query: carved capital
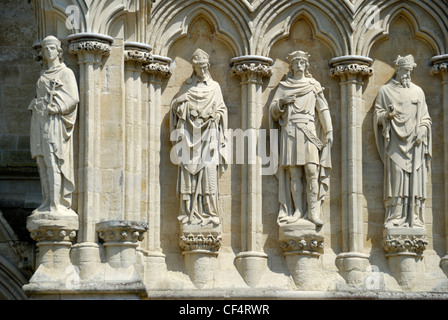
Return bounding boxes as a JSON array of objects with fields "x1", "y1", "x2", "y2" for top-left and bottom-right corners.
[
  {"x1": 230, "y1": 55, "x2": 273, "y2": 80},
  {"x1": 330, "y1": 64, "x2": 373, "y2": 78},
  {"x1": 143, "y1": 54, "x2": 173, "y2": 77},
  {"x1": 30, "y1": 228, "x2": 77, "y2": 243},
  {"x1": 430, "y1": 54, "x2": 448, "y2": 78},
  {"x1": 67, "y1": 33, "x2": 113, "y2": 60},
  {"x1": 231, "y1": 62, "x2": 273, "y2": 78},
  {"x1": 69, "y1": 40, "x2": 111, "y2": 56},
  {"x1": 329, "y1": 55, "x2": 373, "y2": 80},
  {"x1": 124, "y1": 41, "x2": 153, "y2": 64},
  {"x1": 179, "y1": 232, "x2": 222, "y2": 252},
  {"x1": 279, "y1": 233, "x2": 324, "y2": 254},
  {"x1": 96, "y1": 220, "x2": 148, "y2": 243},
  {"x1": 26, "y1": 211, "x2": 79, "y2": 243},
  {"x1": 144, "y1": 62, "x2": 173, "y2": 77},
  {"x1": 125, "y1": 50, "x2": 152, "y2": 63}
]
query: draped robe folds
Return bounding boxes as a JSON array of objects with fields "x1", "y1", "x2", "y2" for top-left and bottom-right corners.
[
  {"x1": 269, "y1": 77, "x2": 332, "y2": 222},
  {"x1": 170, "y1": 75, "x2": 228, "y2": 226},
  {"x1": 373, "y1": 79, "x2": 432, "y2": 228},
  {"x1": 29, "y1": 63, "x2": 79, "y2": 208}
]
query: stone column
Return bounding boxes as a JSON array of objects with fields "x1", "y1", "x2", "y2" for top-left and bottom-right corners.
[
  {"x1": 141, "y1": 55, "x2": 172, "y2": 287},
  {"x1": 96, "y1": 220, "x2": 148, "y2": 286},
  {"x1": 230, "y1": 55, "x2": 273, "y2": 287},
  {"x1": 431, "y1": 54, "x2": 448, "y2": 275},
  {"x1": 67, "y1": 33, "x2": 113, "y2": 281},
  {"x1": 124, "y1": 42, "x2": 153, "y2": 223},
  {"x1": 330, "y1": 56, "x2": 373, "y2": 286}
]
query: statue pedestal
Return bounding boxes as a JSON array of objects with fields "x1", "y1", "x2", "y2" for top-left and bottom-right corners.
[
  {"x1": 279, "y1": 220, "x2": 324, "y2": 289},
  {"x1": 383, "y1": 227, "x2": 428, "y2": 290},
  {"x1": 96, "y1": 220, "x2": 148, "y2": 284},
  {"x1": 23, "y1": 210, "x2": 79, "y2": 293},
  {"x1": 441, "y1": 256, "x2": 448, "y2": 276},
  {"x1": 235, "y1": 251, "x2": 267, "y2": 288},
  {"x1": 179, "y1": 223, "x2": 222, "y2": 289},
  {"x1": 336, "y1": 252, "x2": 370, "y2": 287}
]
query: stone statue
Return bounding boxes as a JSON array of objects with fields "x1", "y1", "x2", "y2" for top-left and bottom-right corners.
[
  {"x1": 374, "y1": 54, "x2": 432, "y2": 229},
  {"x1": 270, "y1": 51, "x2": 333, "y2": 227},
  {"x1": 170, "y1": 48, "x2": 228, "y2": 226},
  {"x1": 28, "y1": 35, "x2": 79, "y2": 215}
]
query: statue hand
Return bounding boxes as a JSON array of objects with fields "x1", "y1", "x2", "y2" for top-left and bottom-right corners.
[
  {"x1": 211, "y1": 113, "x2": 220, "y2": 122},
  {"x1": 47, "y1": 105, "x2": 60, "y2": 115},
  {"x1": 280, "y1": 96, "x2": 296, "y2": 106},
  {"x1": 386, "y1": 104, "x2": 397, "y2": 119},
  {"x1": 326, "y1": 131, "x2": 333, "y2": 147},
  {"x1": 414, "y1": 126, "x2": 427, "y2": 146}
]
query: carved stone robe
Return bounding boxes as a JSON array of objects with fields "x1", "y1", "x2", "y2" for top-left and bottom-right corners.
[
  {"x1": 270, "y1": 77, "x2": 332, "y2": 220},
  {"x1": 374, "y1": 79, "x2": 432, "y2": 228},
  {"x1": 29, "y1": 63, "x2": 79, "y2": 207},
  {"x1": 170, "y1": 75, "x2": 228, "y2": 226}
]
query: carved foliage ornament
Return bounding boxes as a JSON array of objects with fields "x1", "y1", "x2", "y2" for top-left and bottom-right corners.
[
  {"x1": 69, "y1": 40, "x2": 112, "y2": 56},
  {"x1": 179, "y1": 233, "x2": 222, "y2": 252},
  {"x1": 431, "y1": 62, "x2": 448, "y2": 75},
  {"x1": 383, "y1": 234, "x2": 429, "y2": 254},
  {"x1": 230, "y1": 62, "x2": 273, "y2": 78},
  {"x1": 124, "y1": 50, "x2": 153, "y2": 63},
  {"x1": 143, "y1": 62, "x2": 173, "y2": 77},
  {"x1": 330, "y1": 64, "x2": 373, "y2": 77}
]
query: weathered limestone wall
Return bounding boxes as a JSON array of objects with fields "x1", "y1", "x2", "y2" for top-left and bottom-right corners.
[
  {"x1": 0, "y1": 0, "x2": 41, "y2": 210},
  {"x1": 1, "y1": 0, "x2": 448, "y2": 299}
]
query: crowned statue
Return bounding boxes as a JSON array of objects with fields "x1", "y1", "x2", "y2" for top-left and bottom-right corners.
[{"x1": 270, "y1": 50, "x2": 333, "y2": 227}]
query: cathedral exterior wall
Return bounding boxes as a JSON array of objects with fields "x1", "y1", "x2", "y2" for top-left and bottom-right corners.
[{"x1": 1, "y1": 0, "x2": 448, "y2": 299}]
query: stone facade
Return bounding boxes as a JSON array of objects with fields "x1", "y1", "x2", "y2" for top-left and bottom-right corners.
[{"x1": 1, "y1": 0, "x2": 448, "y2": 299}]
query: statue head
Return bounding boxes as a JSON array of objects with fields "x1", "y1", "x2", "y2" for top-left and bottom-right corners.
[
  {"x1": 394, "y1": 54, "x2": 416, "y2": 88},
  {"x1": 287, "y1": 50, "x2": 312, "y2": 78},
  {"x1": 41, "y1": 35, "x2": 63, "y2": 63},
  {"x1": 191, "y1": 48, "x2": 210, "y2": 80}
]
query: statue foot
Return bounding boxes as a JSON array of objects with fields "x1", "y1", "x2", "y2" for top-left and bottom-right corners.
[
  {"x1": 210, "y1": 217, "x2": 220, "y2": 225},
  {"x1": 307, "y1": 212, "x2": 323, "y2": 227},
  {"x1": 35, "y1": 201, "x2": 50, "y2": 213}
]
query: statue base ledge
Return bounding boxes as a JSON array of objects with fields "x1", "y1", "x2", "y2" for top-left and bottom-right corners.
[
  {"x1": 180, "y1": 222, "x2": 222, "y2": 235},
  {"x1": 384, "y1": 227, "x2": 427, "y2": 237},
  {"x1": 24, "y1": 280, "x2": 147, "y2": 299},
  {"x1": 279, "y1": 220, "x2": 324, "y2": 253},
  {"x1": 27, "y1": 208, "x2": 79, "y2": 231}
]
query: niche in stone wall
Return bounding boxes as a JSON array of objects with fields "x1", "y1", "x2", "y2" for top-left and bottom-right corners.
[
  {"x1": 363, "y1": 11, "x2": 444, "y2": 262},
  {"x1": 265, "y1": 16, "x2": 341, "y2": 254},
  {"x1": 159, "y1": 13, "x2": 242, "y2": 272}
]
